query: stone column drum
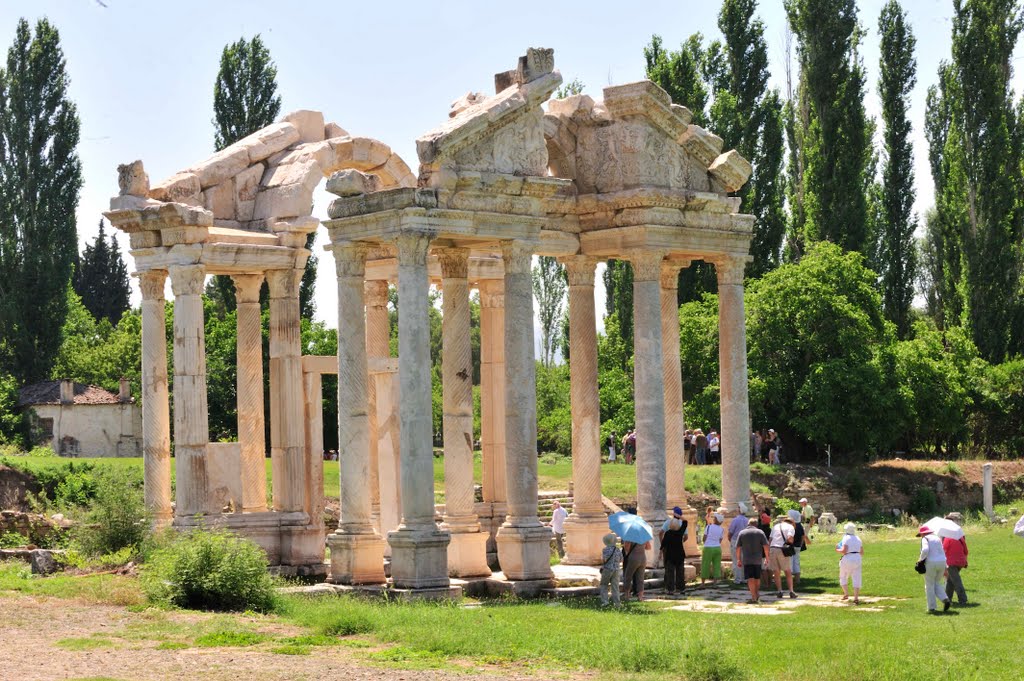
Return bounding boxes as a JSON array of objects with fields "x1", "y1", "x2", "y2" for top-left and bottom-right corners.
[
  {"x1": 661, "y1": 264, "x2": 699, "y2": 557},
  {"x1": 478, "y1": 279, "x2": 507, "y2": 563},
  {"x1": 495, "y1": 240, "x2": 553, "y2": 582},
  {"x1": 388, "y1": 232, "x2": 451, "y2": 590},
  {"x1": 327, "y1": 245, "x2": 386, "y2": 584},
  {"x1": 234, "y1": 274, "x2": 267, "y2": 513},
  {"x1": 139, "y1": 270, "x2": 172, "y2": 525},
  {"x1": 365, "y1": 280, "x2": 390, "y2": 534},
  {"x1": 439, "y1": 249, "x2": 490, "y2": 577},
  {"x1": 561, "y1": 256, "x2": 607, "y2": 565},
  {"x1": 169, "y1": 264, "x2": 214, "y2": 518},
  {"x1": 716, "y1": 256, "x2": 752, "y2": 513},
  {"x1": 631, "y1": 253, "x2": 669, "y2": 564}
]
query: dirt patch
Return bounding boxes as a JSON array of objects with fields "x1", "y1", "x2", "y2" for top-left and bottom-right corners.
[{"x1": 0, "y1": 594, "x2": 580, "y2": 681}]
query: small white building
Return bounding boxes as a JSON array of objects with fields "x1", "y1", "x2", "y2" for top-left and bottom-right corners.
[{"x1": 18, "y1": 379, "x2": 142, "y2": 457}]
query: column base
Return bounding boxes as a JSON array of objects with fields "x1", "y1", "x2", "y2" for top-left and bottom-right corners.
[
  {"x1": 562, "y1": 514, "x2": 609, "y2": 566},
  {"x1": 640, "y1": 510, "x2": 668, "y2": 568},
  {"x1": 327, "y1": 531, "x2": 387, "y2": 585},
  {"x1": 682, "y1": 506, "x2": 700, "y2": 558},
  {"x1": 445, "y1": 529, "x2": 491, "y2": 578},
  {"x1": 280, "y1": 520, "x2": 325, "y2": 567},
  {"x1": 388, "y1": 526, "x2": 451, "y2": 589},
  {"x1": 495, "y1": 523, "x2": 553, "y2": 581}
]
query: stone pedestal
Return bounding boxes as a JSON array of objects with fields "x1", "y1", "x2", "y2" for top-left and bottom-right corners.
[
  {"x1": 495, "y1": 241, "x2": 552, "y2": 582},
  {"x1": 715, "y1": 256, "x2": 752, "y2": 513},
  {"x1": 328, "y1": 533, "x2": 386, "y2": 585},
  {"x1": 139, "y1": 270, "x2": 172, "y2": 526}
]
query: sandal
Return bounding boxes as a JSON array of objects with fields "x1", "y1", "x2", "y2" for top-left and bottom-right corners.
[{"x1": 841, "y1": 595, "x2": 849, "y2": 601}]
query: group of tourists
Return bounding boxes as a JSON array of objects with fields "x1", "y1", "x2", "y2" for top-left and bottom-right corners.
[
  {"x1": 751, "y1": 428, "x2": 782, "y2": 464},
  {"x1": 683, "y1": 428, "x2": 720, "y2": 465},
  {"x1": 605, "y1": 431, "x2": 636, "y2": 464},
  {"x1": 916, "y1": 514, "x2": 970, "y2": 613}
]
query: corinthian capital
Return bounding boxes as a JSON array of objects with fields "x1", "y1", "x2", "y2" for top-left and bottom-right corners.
[
  {"x1": 711, "y1": 255, "x2": 748, "y2": 286},
  {"x1": 436, "y1": 248, "x2": 469, "y2": 279},
  {"x1": 333, "y1": 243, "x2": 370, "y2": 279},
  {"x1": 559, "y1": 255, "x2": 599, "y2": 288},
  {"x1": 169, "y1": 264, "x2": 205, "y2": 297},
  {"x1": 138, "y1": 270, "x2": 167, "y2": 301},
  {"x1": 233, "y1": 274, "x2": 264, "y2": 304},
  {"x1": 629, "y1": 251, "x2": 666, "y2": 282},
  {"x1": 501, "y1": 240, "x2": 533, "y2": 275}
]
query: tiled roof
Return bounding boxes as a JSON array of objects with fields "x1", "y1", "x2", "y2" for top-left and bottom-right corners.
[{"x1": 17, "y1": 381, "x2": 122, "y2": 407}]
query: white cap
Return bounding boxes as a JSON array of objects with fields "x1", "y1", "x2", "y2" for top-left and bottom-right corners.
[
  {"x1": 737, "y1": 502, "x2": 748, "y2": 515},
  {"x1": 799, "y1": 498, "x2": 808, "y2": 503}
]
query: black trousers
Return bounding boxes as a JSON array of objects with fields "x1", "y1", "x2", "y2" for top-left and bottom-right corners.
[{"x1": 664, "y1": 558, "x2": 686, "y2": 593}]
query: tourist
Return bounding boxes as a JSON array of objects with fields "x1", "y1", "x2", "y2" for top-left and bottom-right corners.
[
  {"x1": 799, "y1": 497, "x2": 816, "y2": 529},
  {"x1": 774, "y1": 432, "x2": 784, "y2": 464},
  {"x1": 621, "y1": 537, "x2": 650, "y2": 601},
  {"x1": 659, "y1": 506, "x2": 689, "y2": 596},
  {"x1": 917, "y1": 525, "x2": 952, "y2": 613},
  {"x1": 751, "y1": 430, "x2": 762, "y2": 463},
  {"x1": 548, "y1": 500, "x2": 568, "y2": 559},
  {"x1": 708, "y1": 430, "x2": 720, "y2": 465},
  {"x1": 623, "y1": 430, "x2": 636, "y2": 465},
  {"x1": 694, "y1": 429, "x2": 708, "y2": 465},
  {"x1": 787, "y1": 509, "x2": 810, "y2": 586},
  {"x1": 598, "y1": 533, "x2": 623, "y2": 606},
  {"x1": 942, "y1": 514, "x2": 969, "y2": 606},
  {"x1": 765, "y1": 429, "x2": 779, "y2": 464},
  {"x1": 701, "y1": 512, "x2": 724, "y2": 585},
  {"x1": 683, "y1": 429, "x2": 693, "y2": 466},
  {"x1": 757, "y1": 503, "x2": 773, "y2": 538},
  {"x1": 607, "y1": 432, "x2": 617, "y2": 464},
  {"x1": 735, "y1": 517, "x2": 770, "y2": 603},
  {"x1": 835, "y1": 522, "x2": 863, "y2": 604},
  {"x1": 1015, "y1": 513, "x2": 1024, "y2": 538},
  {"x1": 688, "y1": 430, "x2": 698, "y2": 465},
  {"x1": 769, "y1": 514, "x2": 798, "y2": 599},
  {"x1": 728, "y1": 503, "x2": 750, "y2": 587}
]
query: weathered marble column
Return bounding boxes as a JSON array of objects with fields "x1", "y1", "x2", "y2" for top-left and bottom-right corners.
[
  {"x1": 169, "y1": 264, "x2": 213, "y2": 518},
  {"x1": 478, "y1": 278, "x2": 507, "y2": 564},
  {"x1": 234, "y1": 274, "x2": 267, "y2": 513},
  {"x1": 560, "y1": 256, "x2": 606, "y2": 565},
  {"x1": 983, "y1": 463, "x2": 994, "y2": 518},
  {"x1": 495, "y1": 240, "x2": 552, "y2": 582},
  {"x1": 438, "y1": 249, "x2": 490, "y2": 577},
  {"x1": 661, "y1": 262, "x2": 699, "y2": 556},
  {"x1": 267, "y1": 269, "x2": 305, "y2": 514},
  {"x1": 139, "y1": 270, "x2": 171, "y2": 525},
  {"x1": 716, "y1": 255, "x2": 752, "y2": 513},
  {"x1": 365, "y1": 280, "x2": 390, "y2": 533},
  {"x1": 631, "y1": 252, "x2": 669, "y2": 563},
  {"x1": 389, "y1": 232, "x2": 451, "y2": 590},
  {"x1": 327, "y1": 244, "x2": 386, "y2": 584}
]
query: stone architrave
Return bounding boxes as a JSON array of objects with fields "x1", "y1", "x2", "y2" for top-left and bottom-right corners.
[
  {"x1": 438, "y1": 248, "x2": 490, "y2": 577},
  {"x1": 631, "y1": 252, "x2": 669, "y2": 565},
  {"x1": 169, "y1": 264, "x2": 214, "y2": 517},
  {"x1": 478, "y1": 278, "x2": 507, "y2": 560},
  {"x1": 327, "y1": 244, "x2": 386, "y2": 585},
  {"x1": 139, "y1": 270, "x2": 171, "y2": 525},
  {"x1": 715, "y1": 255, "x2": 752, "y2": 513},
  {"x1": 495, "y1": 240, "x2": 553, "y2": 582},
  {"x1": 560, "y1": 256, "x2": 606, "y2": 565},
  {"x1": 365, "y1": 280, "x2": 390, "y2": 533},
  {"x1": 234, "y1": 274, "x2": 267, "y2": 513},
  {"x1": 388, "y1": 232, "x2": 451, "y2": 590}
]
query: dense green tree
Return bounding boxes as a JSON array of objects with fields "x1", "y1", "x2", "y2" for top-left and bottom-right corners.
[
  {"x1": 0, "y1": 369, "x2": 23, "y2": 446},
  {"x1": 644, "y1": 34, "x2": 709, "y2": 126},
  {"x1": 596, "y1": 313, "x2": 634, "y2": 439},
  {"x1": 213, "y1": 35, "x2": 282, "y2": 152},
  {"x1": 602, "y1": 260, "x2": 633, "y2": 361},
  {"x1": 877, "y1": 1, "x2": 918, "y2": 339},
  {"x1": 785, "y1": 0, "x2": 871, "y2": 255},
  {"x1": 52, "y1": 288, "x2": 141, "y2": 395},
  {"x1": 0, "y1": 18, "x2": 82, "y2": 384},
  {"x1": 73, "y1": 220, "x2": 131, "y2": 326},
  {"x1": 532, "y1": 256, "x2": 566, "y2": 367}
]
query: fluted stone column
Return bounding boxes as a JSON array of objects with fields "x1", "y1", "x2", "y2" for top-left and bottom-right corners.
[
  {"x1": 561, "y1": 256, "x2": 606, "y2": 565},
  {"x1": 631, "y1": 252, "x2": 668, "y2": 564},
  {"x1": 169, "y1": 264, "x2": 213, "y2": 518},
  {"x1": 328, "y1": 245, "x2": 386, "y2": 585},
  {"x1": 267, "y1": 269, "x2": 305, "y2": 514},
  {"x1": 661, "y1": 263, "x2": 699, "y2": 557},
  {"x1": 389, "y1": 232, "x2": 450, "y2": 590},
  {"x1": 365, "y1": 280, "x2": 390, "y2": 534},
  {"x1": 716, "y1": 255, "x2": 752, "y2": 513},
  {"x1": 478, "y1": 279, "x2": 506, "y2": 564},
  {"x1": 495, "y1": 240, "x2": 552, "y2": 582},
  {"x1": 438, "y1": 249, "x2": 490, "y2": 577},
  {"x1": 139, "y1": 270, "x2": 171, "y2": 526},
  {"x1": 234, "y1": 274, "x2": 267, "y2": 513}
]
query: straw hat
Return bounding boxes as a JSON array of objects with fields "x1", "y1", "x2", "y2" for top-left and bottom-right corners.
[{"x1": 843, "y1": 523, "x2": 857, "y2": 535}]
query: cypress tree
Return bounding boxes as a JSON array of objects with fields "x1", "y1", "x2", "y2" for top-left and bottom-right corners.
[
  {"x1": 602, "y1": 260, "x2": 634, "y2": 364},
  {"x1": 877, "y1": 1, "x2": 918, "y2": 339},
  {"x1": 74, "y1": 219, "x2": 131, "y2": 325},
  {"x1": 0, "y1": 18, "x2": 82, "y2": 383}
]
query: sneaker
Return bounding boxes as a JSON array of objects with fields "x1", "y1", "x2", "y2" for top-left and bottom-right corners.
[
  {"x1": 789, "y1": 591, "x2": 798, "y2": 599},
  {"x1": 777, "y1": 591, "x2": 784, "y2": 599},
  {"x1": 943, "y1": 599, "x2": 951, "y2": 612}
]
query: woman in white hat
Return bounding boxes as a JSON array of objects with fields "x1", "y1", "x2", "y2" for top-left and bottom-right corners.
[{"x1": 835, "y1": 523, "x2": 863, "y2": 604}]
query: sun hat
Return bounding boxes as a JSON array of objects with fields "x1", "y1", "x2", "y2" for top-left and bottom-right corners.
[
  {"x1": 737, "y1": 502, "x2": 748, "y2": 515},
  {"x1": 603, "y1": 533, "x2": 617, "y2": 547},
  {"x1": 917, "y1": 525, "x2": 933, "y2": 537},
  {"x1": 672, "y1": 506, "x2": 683, "y2": 517},
  {"x1": 787, "y1": 509, "x2": 802, "y2": 523},
  {"x1": 799, "y1": 498, "x2": 808, "y2": 504},
  {"x1": 778, "y1": 514, "x2": 794, "y2": 523},
  {"x1": 843, "y1": 523, "x2": 857, "y2": 535}
]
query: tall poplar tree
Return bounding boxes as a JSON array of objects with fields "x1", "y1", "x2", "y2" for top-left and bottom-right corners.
[
  {"x1": 877, "y1": 0, "x2": 918, "y2": 339},
  {"x1": 532, "y1": 257, "x2": 566, "y2": 367},
  {"x1": 74, "y1": 219, "x2": 131, "y2": 325},
  {"x1": 785, "y1": 0, "x2": 871, "y2": 255},
  {"x1": 0, "y1": 18, "x2": 82, "y2": 383}
]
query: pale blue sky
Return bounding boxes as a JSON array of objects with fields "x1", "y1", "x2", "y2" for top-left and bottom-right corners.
[{"x1": 0, "y1": 0, "x2": 1016, "y2": 329}]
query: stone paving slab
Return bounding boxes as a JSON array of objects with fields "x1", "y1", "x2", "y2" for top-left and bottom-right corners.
[{"x1": 651, "y1": 583, "x2": 893, "y2": 615}]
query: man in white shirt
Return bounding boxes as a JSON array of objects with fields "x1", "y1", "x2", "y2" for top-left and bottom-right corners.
[
  {"x1": 768, "y1": 515, "x2": 797, "y2": 599},
  {"x1": 548, "y1": 500, "x2": 569, "y2": 559},
  {"x1": 709, "y1": 431, "x2": 721, "y2": 465}
]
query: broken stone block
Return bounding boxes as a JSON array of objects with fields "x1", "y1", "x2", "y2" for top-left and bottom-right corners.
[
  {"x1": 281, "y1": 110, "x2": 326, "y2": 144},
  {"x1": 29, "y1": 549, "x2": 61, "y2": 575},
  {"x1": 325, "y1": 169, "x2": 381, "y2": 197},
  {"x1": 262, "y1": 159, "x2": 322, "y2": 191},
  {"x1": 240, "y1": 122, "x2": 301, "y2": 163},
  {"x1": 450, "y1": 92, "x2": 486, "y2": 118},
  {"x1": 191, "y1": 145, "x2": 250, "y2": 189},
  {"x1": 203, "y1": 180, "x2": 236, "y2": 221},
  {"x1": 324, "y1": 122, "x2": 349, "y2": 139},
  {"x1": 518, "y1": 48, "x2": 554, "y2": 83},
  {"x1": 117, "y1": 160, "x2": 149, "y2": 196},
  {"x1": 708, "y1": 149, "x2": 753, "y2": 193},
  {"x1": 252, "y1": 183, "x2": 314, "y2": 221},
  {"x1": 149, "y1": 172, "x2": 201, "y2": 203},
  {"x1": 234, "y1": 164, "x2": 263, "y2": 203}
]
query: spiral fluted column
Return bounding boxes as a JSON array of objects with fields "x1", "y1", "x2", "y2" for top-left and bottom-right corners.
[
  {"x1": 234, "y1": 274, "x2": 267, "y2": 513},
  {"x1": 715, "y1": 255, "x2": 752, "y2": 514}
]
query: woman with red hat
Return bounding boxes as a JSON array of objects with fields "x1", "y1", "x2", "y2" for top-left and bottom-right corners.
[{"x1": 917, "y1": 525, "x2": 952, "y2": 613}]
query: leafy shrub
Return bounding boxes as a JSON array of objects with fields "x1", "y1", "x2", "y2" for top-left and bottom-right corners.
[
  {"x1": 142, "y1": 529, "x2": 277, "y2": 612},
  {"x1": 75, "y1": 466, "x2": 146, "y2": 557},
  {"x1": 0, "y1": 531, "x2": 26, "y2": 548},
  {"x1": 55, "y1": 471, "x2": 97, "y2": 508},
  {"x1": 941, "y1": 461, "x2": 963, "y2": 477},
  {"x1": 773, "y1": 497, "x2": 801, "y2": 517},
  {"x1": 908, "y1": 487, "x2": 939, "y2": 517},
  {"x1": 845, "y1": 473, "x2": 867, "y2": 503}
]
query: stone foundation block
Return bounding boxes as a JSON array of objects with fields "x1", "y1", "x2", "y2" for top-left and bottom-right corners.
[
  {"x1": 327, "y1": 531, "x2": 387, "y2": 585},
  {"x1": 446, "y1": 529, "x2": 491, "y2": 578},
  {"x1": 495, "y1": 523, "x2": 553, "y2": 581},
  {"x1": 562, "y1": 515, "x2": 609, "y2": 566},
  {"x1": 388, "y1": 526, "x2": 451, "y2": 589}
]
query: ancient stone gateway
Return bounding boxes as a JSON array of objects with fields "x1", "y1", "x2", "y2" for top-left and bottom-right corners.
[{"x1": 106, "y1": 48, "x2": 754, "y2": 595}]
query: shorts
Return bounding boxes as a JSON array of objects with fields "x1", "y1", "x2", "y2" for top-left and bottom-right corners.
[
  {"x1": 743, "y1": 564, "x2": 763, "y2": 580},
  {"x1": 768, "y1": 547, "x2": 790, "y2": 573}
]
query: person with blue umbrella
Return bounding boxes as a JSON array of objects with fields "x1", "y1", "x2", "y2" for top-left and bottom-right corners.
[{"x1": 609, "y1": 512, "x2": 653, "y2": 601}]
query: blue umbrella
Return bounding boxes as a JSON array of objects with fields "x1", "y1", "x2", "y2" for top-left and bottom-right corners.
[{"x1": 608, "y1": 511, "x2": 654, "y2": 544}]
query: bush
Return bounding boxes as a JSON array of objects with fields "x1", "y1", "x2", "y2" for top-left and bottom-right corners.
[
  {"x1": 142, "y1": 529, "x2": 277, "y2": 612},
  {"x1": 845, "y1": 472, "x2": 867, "y2": 503},
  {"x1": 908, "y1": 487, "x2": 938, "y2": 517},
  {"x1": 773, "y1": 497, "x2": 801, "y2": 517},
  {"x1": 75, "y1": 466, "x2": 147, "y2": 557}
]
